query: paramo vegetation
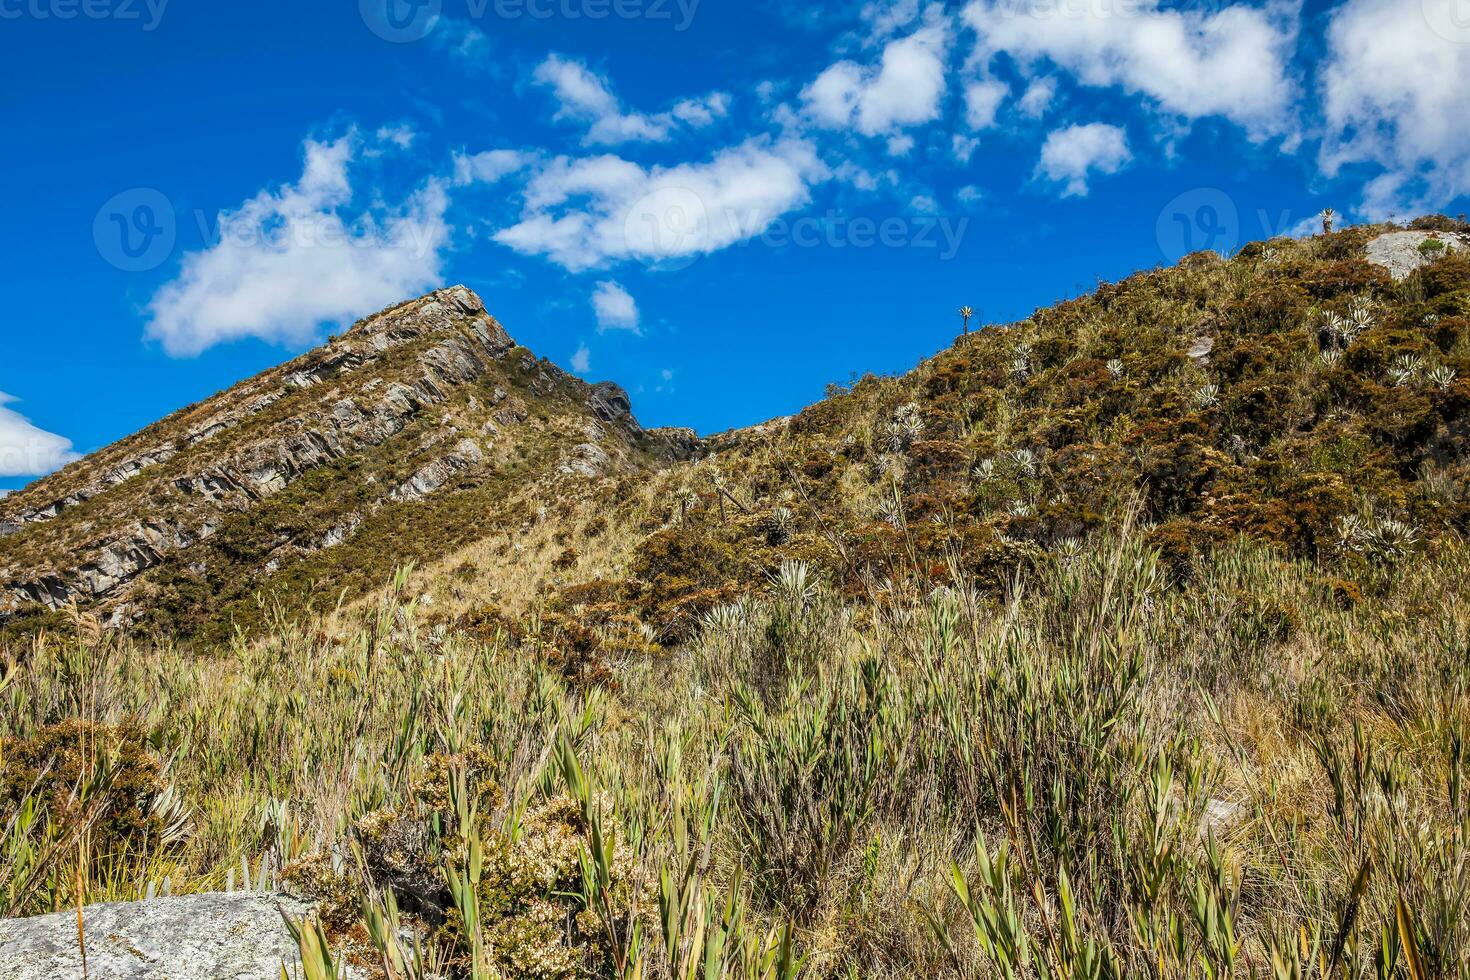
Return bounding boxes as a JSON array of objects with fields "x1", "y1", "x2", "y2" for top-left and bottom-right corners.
[{"x1": 3, "y1": 219, "x2": 1470, "y2": 977}]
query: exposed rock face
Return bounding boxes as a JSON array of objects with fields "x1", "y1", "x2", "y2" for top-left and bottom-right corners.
[
  {"x1": 391, "y1": 438, "x2": 486, "y2": 501},
  {"x1": 561, "y1": 442, "x2": 613, "y2": 478},
  {"x1": 0, "y1": 285, "x2": 697, "y2": 632},
  {"x1": 586, "y1": 381, "x2": 634, "y2": 424},
  {"x1": 1365, "y1": 230, "x2": 1468, "y2": 280},
  {"x1": 0, "y1": 893, "x2": 325, "y2": 980}
]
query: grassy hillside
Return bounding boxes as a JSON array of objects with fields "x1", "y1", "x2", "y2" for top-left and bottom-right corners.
[
  {"x1": 3, "y1": 221, "x2": 1470, "y2": 978},
  {"x1": 0, "y1": 286, "x2": 691, "y2": 646}
]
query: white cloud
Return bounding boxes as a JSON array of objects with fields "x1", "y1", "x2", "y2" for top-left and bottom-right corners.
[
  {"x1": 1035, "y1": 123, "x2": 1132, "y2": 197},
  {"x1": 909, "y1": 194, "x2": 941, "y2": 214},
  {"x1": 672, "y1": 93, "x2": 732, "y2": 127},
  {"x1": 453, "y1": 149, "x2": 533, "y2": 186},
  {"x1": 494, "y1": 137, "x2": 827, "y2": 272},
  {"x1": 146, "y1": 134, "x2": 450, "y2": 357},
  {"x1": 952, "y1": 135, "x2": 980, "y2": 163},
  {"x1": 961, "y1": 0, "x2": 1298, "y2": 138},
  {"x1": 534, "y1": 55, "x2": 729, "y2": 146},
  {"x1": 1018, "y1": 76, "x2": 1057, "y2": 118},
  {"x1": 964, "y1": 79, "x2": 1008, "y2": 130},
  {"x1": 957, "y1": 185, "x2": 984, "y2": 205},
  {"x1": 570, "y1": 343, "x2": 592, "y2": 375},
  {"x1": 861, "y1": 0, "x2": 924, "y2": 39},
  {"x1": 592, "y1": 280, "x2": 641, "y2": 333},
  {"x1": 802, "y1": 21, "x2": 951, "y2": 140},
  {"x1": 0, "y1": 393, "x2": 80, "y2": 478},
  {"x1": 1320, "y1": 0, "x2": 1470, "y2": 216},
  {"x1": 430, "y1": 16, "x2": 491, "y2": 63},
  {"x1": 375, "y1": 124, "x2": 417, "y2": 150}
]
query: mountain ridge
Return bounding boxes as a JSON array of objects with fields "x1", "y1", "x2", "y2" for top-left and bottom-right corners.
[
  {"x1": 0, "y1": 285, "x2": 694, "y2": 637},
  {"x1": 6, "y1": 218, "x2": 1470, "y2": 645}
]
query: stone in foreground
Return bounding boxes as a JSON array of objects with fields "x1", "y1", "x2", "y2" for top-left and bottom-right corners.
[{"x1": 0, "y1": 893, "x2": 311, "y2": 979}]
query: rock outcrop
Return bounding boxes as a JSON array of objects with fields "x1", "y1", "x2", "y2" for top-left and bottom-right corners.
[
  {"x1": 0, "y1": 286, "x2": 697, "y2": 634},
  {"x1": 1365, "y1": 230, "x2": 1468, "y2": 280},
  {"x1": 0, "y1": 893, "x2": 328, "y2": 980}
]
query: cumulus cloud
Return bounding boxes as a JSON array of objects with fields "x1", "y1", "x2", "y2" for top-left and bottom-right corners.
[
  {"x1": 861, "y1": 0, "x2": 925, "y2": 39},
  {"x1": 570, "y1": 343, "x2": 592, "y2": 375},
  {"x1": 1320, "y1": 0, "x2": 1470, "y2": 216},
  {"x1": 375, "y1": 124, "x2": 417, "y2": 150},
  {"x1": 801, "y1": 21, "x2": 951, "y2": 140},
  {"x1": 1018, "y1": 76, "x2": 1058, "y2": 118},
  {"x1": 493, "y1": 137, "x2": 827, "y2": 271},
  {"x1": 430, "y1": 16, "x2": 491, "y2": 64},
  {"x1": 964, "y1": 79, "x2": 1008, "y2": 130},
  {"x1": 1035, "y1": 123, "x2": 1132, "y2": 196},
  {"x1": 534, "y1": 55, "x2": 729, "y2": 146},
  {"x1": 961, "y1": 0, "x2": 1298, "y2": 138},
  {"x1": 453, "y1": 149, "x2": 533, "y2": 186},
  {"x1": 0, "y1": 393, "x2": 80, "y2": 478},
  {"x1": 146, "y1": 134, "x2": 450, "y2": 357},
  {"x1": 592, "y1": 280, "x2": 641, "y2": 333}
]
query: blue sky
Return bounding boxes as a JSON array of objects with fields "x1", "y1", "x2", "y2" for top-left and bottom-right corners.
[{"x1": 3, "y1": 0, "x2": 1469, "y2": 489}]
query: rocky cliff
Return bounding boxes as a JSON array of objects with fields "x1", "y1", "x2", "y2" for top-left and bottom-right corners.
[{"x1": 0, "y1": 286, "x2": 695, "y2": 639}]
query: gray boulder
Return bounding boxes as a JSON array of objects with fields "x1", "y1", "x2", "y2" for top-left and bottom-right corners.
[
  {"x1": 1364, "y1": 230, "x2": 1467, "y2": 281},
  {"x1": 0, "y1": 893, "x2": 317, "y2": 979}
]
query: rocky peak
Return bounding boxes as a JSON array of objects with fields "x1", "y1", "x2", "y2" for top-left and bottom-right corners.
[
  {"x1": 586, "y1": 381, "x2": 634, "y2": 424},
  {"x1": 0, "y1": 286, "x2": 693, "y2": 637}
]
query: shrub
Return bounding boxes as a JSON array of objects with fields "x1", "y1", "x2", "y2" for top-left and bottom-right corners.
[{"x1": 0, "y1": 721, "x2": 169, "y2": 860}]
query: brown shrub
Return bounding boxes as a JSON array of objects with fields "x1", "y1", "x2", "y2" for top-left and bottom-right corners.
[{"x1": 0, "y1": 721, "x2": 168, "y2": 858}]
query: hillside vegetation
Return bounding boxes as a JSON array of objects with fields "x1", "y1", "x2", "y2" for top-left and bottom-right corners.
[{"x1": 3, "y1": 220, "x2": 1470, "y2": 978}]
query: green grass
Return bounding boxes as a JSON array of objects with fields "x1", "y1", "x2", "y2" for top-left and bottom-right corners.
[{"x1": 3, "y1": 523, "x2": 1468, "y2": 977}]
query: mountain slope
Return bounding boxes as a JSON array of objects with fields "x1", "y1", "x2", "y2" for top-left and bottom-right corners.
[
  {"x1": 0, "y1": 286, "x2": 694, "y2": 641},
  {"x1": 398, "y1": 220, "x2": 1470, "y2": 646},
  {"x1": 6, "y1": 219, "x2": 1470, "y2": 650}
]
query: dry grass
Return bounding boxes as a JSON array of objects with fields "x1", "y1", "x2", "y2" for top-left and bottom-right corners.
[{"x1": 2, "y1": 521, "x2": 1467, "y2": 978}]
